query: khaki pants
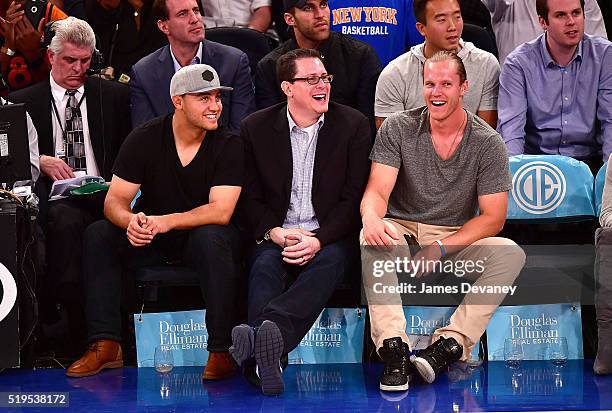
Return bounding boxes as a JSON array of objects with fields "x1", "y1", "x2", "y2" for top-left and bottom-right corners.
[{"x1": 361, "y1": 218, "x2": 525, "y2": 361}]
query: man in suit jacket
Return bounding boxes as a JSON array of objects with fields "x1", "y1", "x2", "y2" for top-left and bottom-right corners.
[
  {"x1": 9, "y1": 17, "x2": 131, "y2": 353},
  {"x1": 231, "y1": 48, "x2": 371, "y2": 396},
  {"x1": 129, "y1": 0, "x2": 255, "y2": 131},
  {"x1": 255, "y1": 0, "x2": 382, "y2": 137}
]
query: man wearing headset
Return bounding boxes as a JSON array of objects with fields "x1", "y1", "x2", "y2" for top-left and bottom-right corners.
[{"x1": 9, "y1": 17, "x2": 131, "y2": 355}]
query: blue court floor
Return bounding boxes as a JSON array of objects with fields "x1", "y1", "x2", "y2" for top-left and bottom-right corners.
[{"x1": 0, "y1": 360, "x2": 611, "y2": 412}]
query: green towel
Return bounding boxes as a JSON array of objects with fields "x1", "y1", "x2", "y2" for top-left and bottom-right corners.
[{"x1": 69, "y1": 178, "x2": 109, "y2": 196}]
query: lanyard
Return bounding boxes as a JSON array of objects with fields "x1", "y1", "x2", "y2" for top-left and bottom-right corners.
[{"x1": 50, "y1": 91, "x2": 86, "y2": 155}]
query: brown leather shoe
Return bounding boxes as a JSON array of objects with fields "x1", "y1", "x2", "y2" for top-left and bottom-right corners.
[
  {"x1": 66, "y1": 339, "x2": 123, "y2": 378},
  {"x1": 202, "y1": 351, "x2": 237, "y2": 380}
]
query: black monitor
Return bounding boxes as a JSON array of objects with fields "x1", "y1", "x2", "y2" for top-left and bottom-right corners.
[{"x1": 0, "y1": 103, "x2": 31, "y2": 189}]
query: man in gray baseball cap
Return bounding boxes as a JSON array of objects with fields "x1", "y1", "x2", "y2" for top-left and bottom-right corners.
[
  {"x1": 68, "y1": 63, "x2": 244, "y2": 381},
  {"x1": 170, "y1": 64, "x2": 234, "y2": 97}
]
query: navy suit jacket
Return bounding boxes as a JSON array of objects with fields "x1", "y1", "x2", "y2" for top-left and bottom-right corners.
[{"x1": 129, "y1": 39, "x2": 256, "y2": 132}]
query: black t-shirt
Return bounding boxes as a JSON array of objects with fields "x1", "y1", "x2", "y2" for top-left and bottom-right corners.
[{"x1": 113, "y1": 114, "x2": 243, "y2": 248}]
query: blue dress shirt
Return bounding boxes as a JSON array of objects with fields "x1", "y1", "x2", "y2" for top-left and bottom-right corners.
[{"x1": 497, "y1": 33, "x2": 612, "y2": 161}]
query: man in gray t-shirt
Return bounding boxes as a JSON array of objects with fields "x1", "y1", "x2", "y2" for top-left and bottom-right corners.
[
  {"x1": 374, "y1": 106, "x2": 510, "y2": 227},
  {"x1": 361, "y1": 51, "x2": 525, "y2": 392}
]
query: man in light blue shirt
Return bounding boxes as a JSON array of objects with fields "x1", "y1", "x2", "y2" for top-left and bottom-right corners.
[
  {"x1": 497, "y1": 0, "x2": 612, "y2": 167},
  {"x1": 481, "y1": 0, "x2": 607, "y2": 64}
]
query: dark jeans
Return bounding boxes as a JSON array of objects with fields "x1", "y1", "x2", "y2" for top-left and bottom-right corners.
[
  {"x1": 83, "y1": 219, "x2": 241, "y2": 352},
  {"x1": 45, "y1": 194, "x2": 106, "y2": 304},
  {"x1": 247, "y1": 236, "x2": 355, "y2": 354}
]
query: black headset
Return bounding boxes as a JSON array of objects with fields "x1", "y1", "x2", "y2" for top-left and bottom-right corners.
[{"x1": 42, "y1": 21, "x2": 105, "y2": 75}]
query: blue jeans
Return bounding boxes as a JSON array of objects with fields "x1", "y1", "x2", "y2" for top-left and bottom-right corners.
[{"x1": 247, "y1": 236, "x2": 356, "y2": 353}]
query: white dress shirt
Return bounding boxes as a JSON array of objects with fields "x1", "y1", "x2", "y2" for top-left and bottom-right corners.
[{"x1": 170, "y1": 42, "x2": 203, "y2": 73}]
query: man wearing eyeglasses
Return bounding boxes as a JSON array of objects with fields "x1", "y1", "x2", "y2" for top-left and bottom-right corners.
[
  {"x1": 255, "y1": 0, "x2": 382, "y2": 137},
  {"x1": 233, "y1": 48, "x2": 371, "y2": 395}
]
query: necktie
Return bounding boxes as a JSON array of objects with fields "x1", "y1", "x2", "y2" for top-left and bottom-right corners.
[{"x1": 64, "y1": 89, "x2": 87, "y2": 172}]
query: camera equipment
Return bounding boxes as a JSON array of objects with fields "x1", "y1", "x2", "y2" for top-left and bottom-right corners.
[
  {"x1": 24, "y1": 0, "x2": 52, "y2": 30},
  {"x1": 0, "y1": 103, "x2": 31, "y2": 190}
]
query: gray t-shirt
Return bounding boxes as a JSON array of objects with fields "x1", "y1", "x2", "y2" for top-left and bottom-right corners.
[
  {"x1": 374, "y1": 40, "x2": 500, "y2": 118},
  {"x1": 371, "y1": 106, "x2": 511, "y2": 226}
]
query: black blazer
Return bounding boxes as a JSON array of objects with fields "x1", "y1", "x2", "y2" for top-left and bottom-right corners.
[
  {"x1": 9, "y1": 76, "x2": 132, "y2": 185},
  {"x1": 239, "y1": 101, "x2": 371, "y2": 246}
]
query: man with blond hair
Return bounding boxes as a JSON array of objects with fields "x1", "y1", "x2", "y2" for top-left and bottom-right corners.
[{"x1": 362, "y1": 51, "x2": 524, "y2": 391}]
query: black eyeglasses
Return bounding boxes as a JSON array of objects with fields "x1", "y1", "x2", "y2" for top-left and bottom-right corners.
[{"x1": 289, "y1": 74, "x2": 334, "y2": 85}]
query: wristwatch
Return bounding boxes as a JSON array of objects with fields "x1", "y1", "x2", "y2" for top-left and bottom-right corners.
[
  {"x1": 0, "y1": 46, "x2": 15, "y2": 56},
  {"x1": 257, "y1": 229, "x2": 272, "y2": 244}
]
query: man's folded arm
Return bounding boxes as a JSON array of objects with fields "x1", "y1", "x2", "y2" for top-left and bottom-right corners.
[
  {"x1": 167, "y1": 185, "x2": 242, "y2": 229},
  {"x1": 104, "y1": 175, "x2": 142, "y2": 229},
  {"x1": 360, "y1": 162, "x2": 399, "y2": 220},
  {"x1": 476, "y1": 54, "x2": 500, "y2": 129}
]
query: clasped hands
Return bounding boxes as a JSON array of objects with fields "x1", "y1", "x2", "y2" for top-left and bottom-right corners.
[
  {"x1": 126, "y1": 212, "x2": 171, "y2": 247},
  {"x1": 269, "y1": 227, "x2": 321, "y2": 266}
]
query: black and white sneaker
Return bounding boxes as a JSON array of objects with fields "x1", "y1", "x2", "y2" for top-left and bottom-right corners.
[
  {"x1": 254, "y1": 320, "x2": 284, "y2": 396},
  {"x1": 229, "y1": 324, "x2": 254, "y2": 366},
  {"x1": 379, "y1": 337, "x2": 413, "y2": 391},
  {"x1": 412, "y1": 337, "x2": 463, "y2": 384}
]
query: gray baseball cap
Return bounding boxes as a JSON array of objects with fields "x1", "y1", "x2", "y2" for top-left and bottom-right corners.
[{"x1": 169, "y1": 64, "x2": 233, "y2": 97}]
